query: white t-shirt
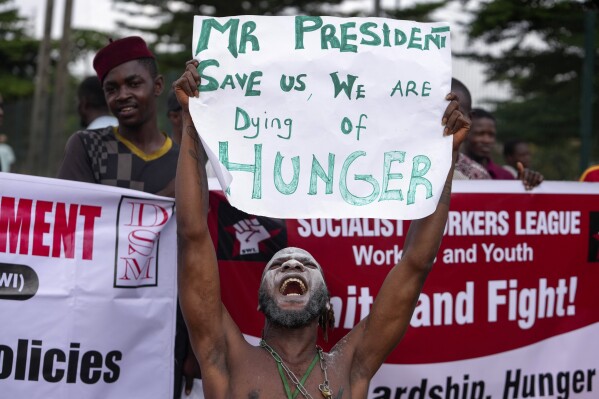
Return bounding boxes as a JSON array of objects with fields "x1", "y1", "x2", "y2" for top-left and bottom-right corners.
[
  {"x1": 87, "y1": 115, "x2": 118, "y2": 129},
  {"x1": 0, "y1": 143, "x2": 15, "y2": 172}
]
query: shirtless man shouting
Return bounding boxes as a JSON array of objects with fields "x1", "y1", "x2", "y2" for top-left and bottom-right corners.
[{"x1": 174, "y1": 60, "x2": 470, "y2": 399}]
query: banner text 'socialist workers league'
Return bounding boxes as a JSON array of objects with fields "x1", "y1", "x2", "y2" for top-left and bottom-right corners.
[{"x1": 209, "y1": 182, "x2": 599, "y2": 399}]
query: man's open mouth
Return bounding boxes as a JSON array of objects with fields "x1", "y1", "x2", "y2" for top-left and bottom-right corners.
[{"x1": 279, "y1": 278, "x2": 307, "y2": 296}]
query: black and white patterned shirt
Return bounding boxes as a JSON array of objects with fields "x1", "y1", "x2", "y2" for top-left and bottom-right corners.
[{"x1": 57, "y1": 126, "x2": 179, "y2": 196}]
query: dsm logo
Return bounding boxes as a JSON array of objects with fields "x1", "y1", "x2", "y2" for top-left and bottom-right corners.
[
  {"x1": 589, "y1": 212, "x2": 599, "y2": 263},
  {"x1": 114, "y1": 196, "x2": 173, "y2": 288}
]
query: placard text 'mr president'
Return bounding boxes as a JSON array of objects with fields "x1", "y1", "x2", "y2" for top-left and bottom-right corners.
[{"x1": 193, "y1": 16, "x2": 450, "y2": 59}]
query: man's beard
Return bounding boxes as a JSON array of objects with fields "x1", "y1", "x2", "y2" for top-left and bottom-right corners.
[{"x1": 258, "y1": 284, "x2": 328, "y2": 328}]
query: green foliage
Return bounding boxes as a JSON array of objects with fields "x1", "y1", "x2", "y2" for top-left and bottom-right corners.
[
  {"x1": 385, "y1": 0, "x2": 450, "y2": 22},
  {"x1": 0, "y1": 0, "x2": 38, "y2": 99},
  {"x1": 457, "y1": 0, "x2": 599, "y2": 179},
  {"x1": 111, "y1": 0, "x2": 352, "y2": 75},
  {"x1": 0, "y1": 1, "x2": 110, "y2": 100},
  {"x1": 71, "y1": 28, "x2": 117, "y2": 59},
  {"x1": 0, "y1": 0, "x2": 26, "y2": 37},
  {"x1": 110, "y1": 0, "x2": 449, "y2": 83}
]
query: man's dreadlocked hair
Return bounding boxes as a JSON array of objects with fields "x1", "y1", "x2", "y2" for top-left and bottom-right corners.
[{"x1": 318, "y1": 301, "x2": 335, "y2": 342}]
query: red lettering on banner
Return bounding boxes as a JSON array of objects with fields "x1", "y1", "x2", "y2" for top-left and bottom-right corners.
[
  {"x1": 125, "y1": 202, "x2": 169, "y2": 227},
  {"x1": 115, "y1": 199, "x2": 172, "y2": 287},
  {"x1": 127, "y1": 230, "x2": 159, "y2": 257},
  {"x1": 0, "y1": 196, "x2": 101, "y2": 260},
  {"x1": 52, "y1": 203, "x2": 79, "y2": 259},
  {"x1": 0, "y1": 197, "x2": 33, "y2": 254},
  {"x1": 119, "y1": 256, "x2": 154, "y2": 280},
  {"x1": 33, "y1": 200, "x2": 53, "y2": 257},
  {"x1": 79, "y1": 205, "x2": 101, "y2": 260}
]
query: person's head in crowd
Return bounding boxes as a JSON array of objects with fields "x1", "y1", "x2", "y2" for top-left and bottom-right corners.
[
  {"x1": 503, "y1": 139, "x2": 532, "y2": 170},
  {"x1": 166, "y1": 88, "x2": 183, "y2": 145},
  {"x1": 93, "y1": 36, "x2": 164, "y2": 132},
  {"x1": 451, "y1": 78, "x2": 472, "y2": 115},
  {"x1": 77, "y1": 76, "x2": 112, "y2": 128},
  {"x1": 464, "y1": 108, "x2": 496, "y2": 164}
]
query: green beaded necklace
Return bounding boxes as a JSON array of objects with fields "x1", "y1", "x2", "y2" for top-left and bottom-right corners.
[{"x1": 260, "y1": 339, "x2": 333, "y2": 399}]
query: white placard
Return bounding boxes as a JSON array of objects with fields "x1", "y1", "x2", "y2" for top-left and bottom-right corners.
[{"x1": 190, "y1": 15, "x2": 452, "y2": 220}]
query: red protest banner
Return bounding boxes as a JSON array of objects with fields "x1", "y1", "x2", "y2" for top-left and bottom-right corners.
[{"x1": 207, "y1": 181, "x2": 599, "y2": 367}]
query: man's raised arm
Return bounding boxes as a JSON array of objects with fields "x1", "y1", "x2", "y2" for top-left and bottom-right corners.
[
  {"x1": 174, "y1": 61, "x2": 236, "y2": 389},
  {"x1": 347, "y1": 93, "x2": 470, "y2": 379}
]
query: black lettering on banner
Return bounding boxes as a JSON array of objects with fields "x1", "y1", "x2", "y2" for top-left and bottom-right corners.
[
  {"x1": 66, "y1": 342, "x2": 80, "y2": 383},
  {"x1": 28, "y1": 340, "x2": 42, "y2": 380},
  {"x1": 0, "y1": 339, "x2": 122, "y2": 384},
  {"x1": 503, "y1": 368, "x2": 597, "y2": 399},
  {"x1": 80, "y1": 350, "x2": 103, "y2": 384},
  {"x1": 43, "y1": 349, "x2": 66, "y2": 382},
  {"x1": 0, "y1": 344, "x2": 13, "y2": 379},
  {"x1": 371, "y1": 375, "x2": 486, "y2": 399},
  {"x1": 104, "y1": 351, "x2": 122, "y2": 383}
]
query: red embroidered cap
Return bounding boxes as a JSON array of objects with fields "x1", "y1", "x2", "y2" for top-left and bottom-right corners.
[{"x1": 93, "y1": 36, "x2": 155, "y2": 83}]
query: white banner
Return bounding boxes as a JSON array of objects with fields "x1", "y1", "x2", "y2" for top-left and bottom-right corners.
[
  {"x1": 0, "y1": 172, "x2": 177, "y2": 398},
  {"x1": 370, "y1": 322, "x2": 599, "y2": 399},
  {"x1": 190, "y1": 15, "x2": 453, "y2": 220},
  {"x1": 6, "y1": 172, "x2": 596, "y2": 398}
]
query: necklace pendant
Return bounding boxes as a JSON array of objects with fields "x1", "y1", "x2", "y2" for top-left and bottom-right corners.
[{"x1": 319, "y1": 384, "x2": 333, "y2": 398}]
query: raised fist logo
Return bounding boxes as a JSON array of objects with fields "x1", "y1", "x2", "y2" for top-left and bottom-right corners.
[
  {"x1": 216, "y1": 194, "x2": 287, "y2": 261},
  {"x1": 233, "y1": 218, "x2": 271, "y2": 255}
]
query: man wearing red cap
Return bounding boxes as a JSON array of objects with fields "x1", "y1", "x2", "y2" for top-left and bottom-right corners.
[
  {"x1": 57, "y1": 37, "x2": 195, "y2": 398},
  {"x1": 58, "y1": 36, "x2": 178, "y2": 195}
]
